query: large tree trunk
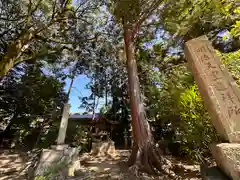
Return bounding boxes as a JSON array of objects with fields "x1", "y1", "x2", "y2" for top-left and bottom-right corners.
[
  {"x1": 0, "y1": 32, "x2": 34, "y2": 76},
  {"x1": 123, "y1": 28, "x2": 163, "y2": 174}
]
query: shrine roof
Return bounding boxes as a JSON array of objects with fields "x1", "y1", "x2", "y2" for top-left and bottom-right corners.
[{"x1": 69, "y1": 113, "x2": 101, "y2": 120}]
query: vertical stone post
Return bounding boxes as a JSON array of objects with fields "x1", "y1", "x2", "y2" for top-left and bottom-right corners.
[
  {"x1": 129, "y1": 124, "x2": 133, "y2": 148},
  {"x1": 57, "y1": 103, "x2": 71, "y2": 145},
  {"x1": 184, "y1": 35, "x2": 240, "y2": 179},
  {"x1": 34, "y1": 104, "x2": 82, "y2": 179},
  {"x1": 123, "y1": 129, "x2": 128, "y2": 149},
  {"x1": 185, "y1": 35, "x2": 240, "y2": 142}
]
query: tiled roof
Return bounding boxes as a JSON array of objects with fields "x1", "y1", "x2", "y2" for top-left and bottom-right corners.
[{"x1": 69, "y1": 113, "x2": 100, "y2": 120}]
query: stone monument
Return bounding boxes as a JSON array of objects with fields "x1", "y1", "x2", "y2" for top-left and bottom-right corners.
[
  {"x1": 34, "y1": 103, "x2": 81, "y2": 178},
  {"x1": 184, "y1": 35, "x2": 240, "y2": 180},
  {"x1": 123, "y1": 128, "x2": 128, "y2": 149},
  {"x1": 57, "y1": 103, "x2": 71, "y2": 145}
]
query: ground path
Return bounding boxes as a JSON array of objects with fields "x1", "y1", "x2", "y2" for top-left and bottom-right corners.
[
  {"x1": 71, "y1": 150, "x2": 201, "y2": 180},
  {"x1": 0, "y1": 149, "x2": 202, "y2": 180},
  {"x1": 0, "y1": 150, "x2": 30, "y2": 180}
]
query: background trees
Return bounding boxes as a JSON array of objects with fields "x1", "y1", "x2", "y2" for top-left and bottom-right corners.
[
  {"x1": 0, "y1": 62, "x2": 67, "y2": 148},
  {"x1": 0, "y1": 0, "x2": 239, "y2": 167},
  {"x1": 0, "y1": 0, "x2": 100, "y2": 148}
]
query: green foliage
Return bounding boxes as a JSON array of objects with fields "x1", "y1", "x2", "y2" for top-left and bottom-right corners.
[
  {"x1": 161, "y1": 0, "x2": 238, "y2": 36},
  {"x1": 71, "y1": 126, "x2": 89, "y2": 152},
  {"x1": 218, "y1": 50, "x2": 240, "y2": 85},
  {"x1": 177, "y1": 85, "x2": 219, "y2": 161},
  {"x1": 109, "y1": 0, "x2": 165, "y2": 25},
  {"x1": 136, "y1": 37, "x2": 222, "y2": 161},
  {"x1": 0, "y1": 0, "x2": 100, "y2": 75},
  {"x1": 110, "y1": 0, "x2": 142, "y2": 23},
  {"x1": 0, "y1": 63, "x2": 67, "y2": 149},
  {"x1": 230, "y1": 7, "x2": 240, "y2": 37}
]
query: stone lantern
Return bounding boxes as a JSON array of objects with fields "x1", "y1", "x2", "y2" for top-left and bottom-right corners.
[{"x1": 123, "y1": 128, "x2": 128, "y2": 149}]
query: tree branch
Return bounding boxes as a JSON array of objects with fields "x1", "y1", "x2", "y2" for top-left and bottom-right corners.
[
  {"x1": 0, "y1": 15, "x2": 27, "y2": 21},
  {"x1": 134, "y1": 0, "x2": 164, "y2": 33},
  {"x1": 14, "y1": 48, "x2": 65, "y2": 67}
]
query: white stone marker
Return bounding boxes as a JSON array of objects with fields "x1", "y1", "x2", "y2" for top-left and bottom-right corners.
[{"x1": 57, "y1": 103, "x2": 71, "y2": 145}]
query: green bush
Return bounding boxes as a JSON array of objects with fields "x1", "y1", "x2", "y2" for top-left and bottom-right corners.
[
  {"x1": 218, "y1": 50, "x2": 240, "y2": 86},
  {"x1": 177, "y1": 84, "x2": 219, "y2": 162}
]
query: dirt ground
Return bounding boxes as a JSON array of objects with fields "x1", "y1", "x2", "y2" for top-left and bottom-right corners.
[
  {"x1": 0, "y1": 150, "x2": 30, "y2": 180},
  {"x1": 0, "y1": 149, "x2": 201, "y2": 180},
  {"x1": 75, "y1": 150, "x2": 201, "y2": 180}
]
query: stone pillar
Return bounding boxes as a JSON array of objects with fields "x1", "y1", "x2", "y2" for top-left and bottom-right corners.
[
  {"x1": 129, "y1": 124, "x2": 133, "y2": 148},
  {"x1": 185, "y1": 35, "x2": 240, "y2": 142},
  {"x1": 57, "y1": 103, "x2": 71, "y2": 145},
  {"x1": 185, "y1": 35, "x2": 240, "y2": 180},
  {"x1": 123, "y1": 129, "x2": 128, "y2": 149},
  {"x1": 34, "y1": 147, "x2": 80, "y2": 178},
  {"x1": 34, "y1": 104, "x2": 82, "y2": 179},
  {"x1": 129, "y1": 134, "x2": 133, "y2": 148}
]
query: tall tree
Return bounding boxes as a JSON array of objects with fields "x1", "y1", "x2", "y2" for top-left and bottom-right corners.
[{"x1": 109, "y1": 0, "x2": 168, "y2": 173}]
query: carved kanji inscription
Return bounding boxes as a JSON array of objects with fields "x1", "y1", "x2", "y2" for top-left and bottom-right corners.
[{"x1": 185, "y1": 35, "x2": 240, "y2": 142}]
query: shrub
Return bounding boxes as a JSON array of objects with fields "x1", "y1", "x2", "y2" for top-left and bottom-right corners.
[{"x1": 177, "y1": 84, "x2": 219, "y2": 162}]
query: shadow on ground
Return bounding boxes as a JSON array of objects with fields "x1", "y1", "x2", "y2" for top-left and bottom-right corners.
[
  {"x1": 75, "y1": 150, "x2": 201, "y2": 180},
  {"x1": 0, "y1": 149, "x2": 201, "y2": 180},
  {"x1": 0, "y1": 149, "x2": 29, "y2": 180}
]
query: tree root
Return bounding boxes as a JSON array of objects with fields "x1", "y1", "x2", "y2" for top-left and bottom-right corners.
[{"x1": 128, "y1": 142, "x2": 176, "y2": 178}]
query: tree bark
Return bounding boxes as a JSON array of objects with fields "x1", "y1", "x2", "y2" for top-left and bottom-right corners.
[
  {"x1": 0, "y1": 8, "x2": 67, "y2": 76},
  {"x1": 0, "y1": 32, "x2": 34, "y2": 76},
  {"x1": 123, "y1": 28, "x2": 164, "y2": 174}
]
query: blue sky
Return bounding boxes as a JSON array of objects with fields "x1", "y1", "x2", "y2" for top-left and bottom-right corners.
[
  {"x1": 64, "y1": 75, "x2": 105, "y2": 113},
  {"x1": 64, "y1": 75, "x2": 89, "y2": 113}
]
